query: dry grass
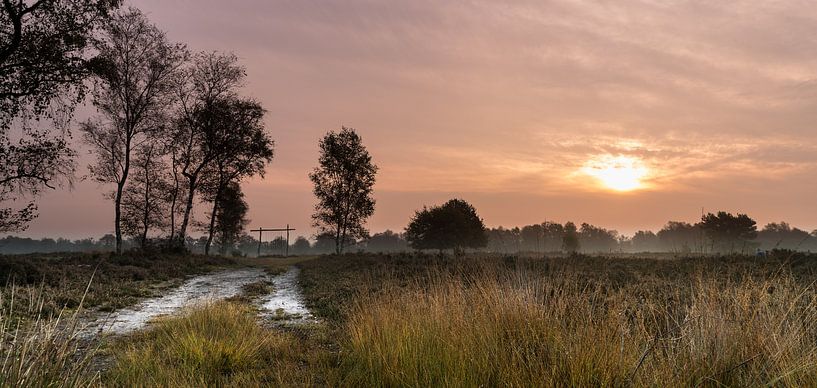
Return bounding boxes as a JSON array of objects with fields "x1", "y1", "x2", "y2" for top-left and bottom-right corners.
[
  {"x1": 103, "y1": 301, "x2": 324, "y2": 386},
  {"x1": 4, "y1": 251, "x2": 816, "y2": 386},
  {"x1": 0, "y1": 252, "x2": 239, "y2": 317},
  {"x1": 300, "y1": 253, "x2": 817, "y2": 386},
  {"x1": 0, "y1": 283, "x2": 101, "y2": 387}
]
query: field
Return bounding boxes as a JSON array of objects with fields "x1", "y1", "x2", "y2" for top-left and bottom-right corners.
[
  {"x1": 299, "y1": 252, "x2": 817, "y2": 386},
  {"x1": 2, "y1": 251, "x2": 817, "y2": 386}
]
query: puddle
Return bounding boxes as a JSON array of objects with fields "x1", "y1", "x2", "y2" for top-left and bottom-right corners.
[
  {"x1": 81, "y1": 266, "x2": 314, "y2": 337},
  {"x1": 259, "y1": 267, "x2": 314, "y2": 324},
  {"x1": 89, "y1": 268, "x2": 268, "y2": 335}
]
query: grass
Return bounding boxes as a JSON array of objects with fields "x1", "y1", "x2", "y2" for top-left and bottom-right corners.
[
  {"x1": 103, "y1": 301, "x2": 327, "y2": 386},
  {"x1": 0, "y1": 280, "x2": 101, "y2": 386},
  {"x1": 6, "y1": 251, "x2": 817, "y2": 386},
  {"x1": 101, "y1": 255, "x2": 330, "y2": 386},
  {"x1": 0, "y1": 252, "x2": 239, "y2": 318},
  {"x1": 299, "y1": 252, "x2": 817, "y2": 386}
]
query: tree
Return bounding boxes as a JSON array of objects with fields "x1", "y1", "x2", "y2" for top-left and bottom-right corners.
[
  {"x1": 631, "y1": 230, "x2": 659, "y2": 252},
  {"x1": 199, "y1": 98, "x2": 273, "y2": 256},
  {"x1": 657, "y1": 221, "x2": 700, "y2": 253},
  {"x1": 366, "y1": 230, "x2": 408, "y2": 253},
  {"x1": 1, "y1": 0, "x2": 119, "y2": 124},
  {"x1": 213, "y1": 182, "x2": 248, "y2": 256},
  {"x1": 309, "y1": 126, "x2": 378, "y2": 254},
  {"x1": 1, "y1": 0, "x2": 119, "y2": 231},
  {"x1": 486, "y1": 227, "x2": 517, "y2": 253},
  {"x1": 291, "y1": 236, "x2": 311, "y2": 255},
  {"x1": 541, "y1": 221, "x2": 565, "y2": 252},
  {"x1": 120, "y1": 143, "x2": 169, "y2": 248},
  {"x1": 312, "y1": 232, "x2": 337, "y2": 254},
  {"x1": 700, "y1": 211, "x2": 758, "y2": 254},
  {"x1": 405, "y1": 199, "x2": 487, "y2": 253},
  {"x1": 562, "y1": 221, "x2": 580, "y2": 254},
  {"x1": 757, "y1": 222, "x2": 813, "y2": 251},
  {"x1": 81, "y1": 8, "x2": 186, "y2": 253},
  {"x1": 520, "y1": 224, "x2": 543, "y2": 252},
  {"x1": 578, "y1": 223, "x2": 618, "y2": 252},
  {"x1": 172, "y1": 52, "x2": 245, "y2": 247},
  {"x1": 99, "y1": 233, "x2": 116, "y2": 250}
]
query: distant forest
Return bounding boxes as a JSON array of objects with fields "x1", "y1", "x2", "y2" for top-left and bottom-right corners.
[{"x1": 3, "y1": 219, "x2": 815, "y2": 256}]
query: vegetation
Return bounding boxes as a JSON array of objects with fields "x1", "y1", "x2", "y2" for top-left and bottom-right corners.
[
  {"x1": 213, "y1": 182, "x2": 250, "y2": 256},
  {"x1": 198, "y1": 96, "x2": 274, "y2": 255},
  {"x1": 0, "y1": 285, "x2": 101, "y2": 387},
  {"x1": 310, "y1": 126, "x2": 378, "y2": 254},
  {"x1": 299, "y1": 252, "x2": 817, "y2": 386},
  {"x1": 700, "y1": 211, "x2": 758, "y2": 253},
  {"x1": 0, "y1": 252, "x2": 237, "y2": 317},
  {"x1": 104, "y1": 301, "x2": 321, "y2": 386},
  {"x1": 0, "y1": 0, "x2": 119, "y2": 232},
  {"x1": 81, "y1": 7, "x2": 186, "y2": 253},
  {"x1": 405, "y1": 198, "x2": 488, "y2": 253},
  {"x1": 2, "y1": 2, "x2": 816, "y2": 386}
]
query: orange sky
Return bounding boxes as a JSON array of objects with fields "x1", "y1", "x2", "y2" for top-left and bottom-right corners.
[{"x1": 17, "y1": 0, "x2": 817, "y2": 239}]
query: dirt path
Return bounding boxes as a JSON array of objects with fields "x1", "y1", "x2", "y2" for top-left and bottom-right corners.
[
  {"x1": 259, "y1": 267, "x2": 314, "y2": 323},
  {"x1": 84, "y1": 266, "x2": 313, "y2": 336}
]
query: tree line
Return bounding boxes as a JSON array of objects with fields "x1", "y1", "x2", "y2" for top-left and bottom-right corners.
[
  {"x1": 1, "y1": 3, "x2": 277, "y2": 255},
  {"x1": 3, "y1": 212, "x2": 816, "y2": 256},
  {"x1": 403, "y1": 202, "x2": 817, "y2": 254},
  {"x1": 2, "y1": 2, "x2": 813, "y2": 259},
  {"x1": 1, "y1": 1, "x2": 382, "y2": 257}
]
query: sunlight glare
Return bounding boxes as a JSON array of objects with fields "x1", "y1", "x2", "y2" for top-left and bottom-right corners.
[{"x1": 581, "y1": 155, "x2": 648, "y2": 192}]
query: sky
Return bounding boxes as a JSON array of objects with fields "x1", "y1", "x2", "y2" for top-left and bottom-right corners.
[{"x1": 16, "y1": 0, "x2": 817, "y2": 239}]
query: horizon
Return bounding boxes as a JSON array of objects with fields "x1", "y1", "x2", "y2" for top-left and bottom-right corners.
[{"x1": 8, "y1": 0, "x2": 817, "y2": 240}]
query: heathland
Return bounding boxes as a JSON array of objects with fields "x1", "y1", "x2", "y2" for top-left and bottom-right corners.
[{"x1": 2, "y1": 251, "x2": 817, "y2": 386}]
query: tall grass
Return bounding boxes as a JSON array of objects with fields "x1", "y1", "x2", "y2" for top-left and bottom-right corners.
[
  {"x1": 0, "y1": 283, "x2": 100, "y2": 387},
  {"x1": 338, "y1": 261, "x2": 817, "y2": 386},
  {"x1": 105, "y1": 301, "x2": 318, "y2": 386}
]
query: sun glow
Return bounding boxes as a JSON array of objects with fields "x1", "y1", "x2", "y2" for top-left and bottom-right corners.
[{"x1": 581, "y1": 155, "x2": 649, "y2": 192}]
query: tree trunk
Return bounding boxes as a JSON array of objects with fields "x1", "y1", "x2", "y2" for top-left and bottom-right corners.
[
  {"x1": 335, "y1": 223, "x2": 342, "y2": 255},
  {"x1": 177, "y1": 177, "x2": 197, "y2": 249},
  {"x1": 168, "y1": 176, "x2": 179, "y2": 243},
  {"x1": 114, "y1": 182, "x2": 124, "y2": 254},
  {"x1": 204, "y1": 186, "x2": 223, "y2": 256},
  {"x1": 140, "y1": 163, "x2": 150, "y2": 249},
  {"x1": 114, "y1": 139, "x2": 132, "y2": 255}
]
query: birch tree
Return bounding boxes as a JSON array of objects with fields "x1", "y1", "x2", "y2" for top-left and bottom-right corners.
[{"x1": 80, "y1": 8, "x2": 186, "y2": 253}]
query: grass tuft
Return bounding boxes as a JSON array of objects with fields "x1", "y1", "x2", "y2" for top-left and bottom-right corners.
[{"x1": 104, "y1": 301, "x2": 318, "y2": 386}]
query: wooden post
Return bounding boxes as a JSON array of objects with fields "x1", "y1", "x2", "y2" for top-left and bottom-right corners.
[{"x1": 250, "y1": 226, "x2": 297, "y2": 258}]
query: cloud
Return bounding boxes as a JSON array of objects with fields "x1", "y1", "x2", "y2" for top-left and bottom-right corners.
[{"x1": 16, "y1": 0, "x2": 817, "y2": 238}]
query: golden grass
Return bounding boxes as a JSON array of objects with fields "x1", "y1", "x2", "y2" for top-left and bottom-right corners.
[
  {"x1": 0, "y1": 284, "x2": 100, "y2": 387},
  {"x1": 103, "y1": 301, "x2": 322, "y2": 387},
  {"x1": 313, "y1": 255, "x2": 817, "y2": 387}
]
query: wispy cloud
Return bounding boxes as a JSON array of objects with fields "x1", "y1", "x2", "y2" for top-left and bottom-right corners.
[{"x1": 21, "y1": 0, "x2": 817, "y2": 237}]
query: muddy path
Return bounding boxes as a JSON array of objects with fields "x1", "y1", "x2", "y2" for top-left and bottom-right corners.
[
  {"x1": 259, "y1": 267, "x2": 314, "y2": 323},
  {"x1": 83, "y1": 266, "x2": 313, "y2": 336}
]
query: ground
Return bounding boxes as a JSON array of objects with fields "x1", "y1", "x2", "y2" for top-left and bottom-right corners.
[{"x1": 2, "y1": 251, "x2": 817, "y2": 386}]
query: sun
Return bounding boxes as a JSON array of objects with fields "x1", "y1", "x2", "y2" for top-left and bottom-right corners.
[{"x1": 581, "y1": 155, "x2": 649, "y2": 192}]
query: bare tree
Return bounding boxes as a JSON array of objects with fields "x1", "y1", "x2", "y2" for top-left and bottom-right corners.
[
  {"x1": 0, "y1": 0, "x2": 118, "y2": 231},
  {"x1": 171, "y1": 52, "x2": 245, "y2": 247},
  {"x1": 310, "y1": 126, "x2": 378, "y2": 254},
  {"x1": 80, "y1": 8, "x2": 186, "y2": 253}
]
